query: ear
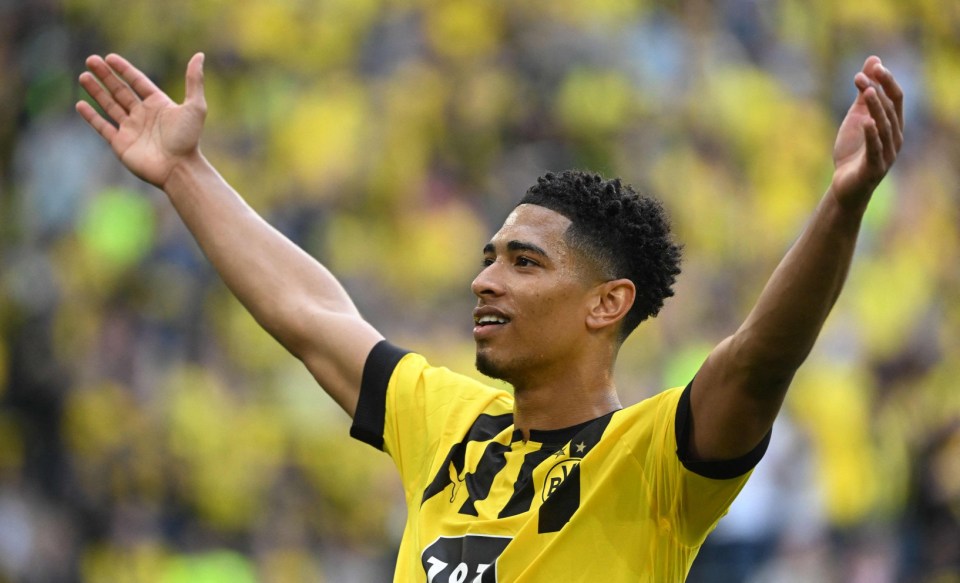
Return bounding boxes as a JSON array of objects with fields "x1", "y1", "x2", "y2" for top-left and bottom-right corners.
[{"x1": 585, "y1": 278, "x2": 636, "y2": 333}]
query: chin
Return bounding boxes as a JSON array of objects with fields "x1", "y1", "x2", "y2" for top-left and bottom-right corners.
[
  {"x1": 475, "y1": 352, "x2": 501, "y2": 379},
  {"x1": 475, "y1": 351, "x2": 511, "y2": 382}
]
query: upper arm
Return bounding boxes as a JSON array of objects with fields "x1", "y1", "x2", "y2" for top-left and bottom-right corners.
[
  {"x1": 687, "y1": 334, "x2": 791, "y2": 461},
  {"x1": 686, "y1": 192, "x2": 865, "y2": 461},
  {"x1": 292, "y1": 309, "x2": 385, "y2": 418}
]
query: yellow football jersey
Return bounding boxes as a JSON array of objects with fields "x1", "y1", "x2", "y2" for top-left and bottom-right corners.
[{"x1": 351, "y1": 342, "x2": 768, "y2": 582}]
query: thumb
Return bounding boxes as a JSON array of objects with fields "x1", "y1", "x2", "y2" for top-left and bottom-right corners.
[{"x1": 185, "y1": 52, "x2": 206, "y2": 110}]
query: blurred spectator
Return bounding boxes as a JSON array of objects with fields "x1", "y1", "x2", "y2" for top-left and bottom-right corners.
[{"x1": 2, "y1": 0, "x2": 960, "y2": 580}]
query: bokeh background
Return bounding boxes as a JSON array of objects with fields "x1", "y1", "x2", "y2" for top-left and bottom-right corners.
[{"x1": 1, "y1": 0, "x2": 959, "y2": 581}]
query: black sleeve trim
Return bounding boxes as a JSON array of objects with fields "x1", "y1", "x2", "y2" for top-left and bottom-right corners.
[
  {"x1": 674, "y1": 381, "x2": 771, "y2": 480},
  {"x1": 349, "y1": 340, "x2": 411, "y2": 451}
]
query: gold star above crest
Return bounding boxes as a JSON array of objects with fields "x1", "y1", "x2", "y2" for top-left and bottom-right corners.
[
  {"x1": 575, "y1": 442, "x2": 586, "y2": 454},
  {"x1": 552, "y1": 447, "x2": 565, "y2": 458}
]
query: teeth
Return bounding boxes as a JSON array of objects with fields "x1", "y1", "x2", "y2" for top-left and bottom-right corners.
[{"x1": 477, "y1": 315, "x2": 508, "y2": 325}]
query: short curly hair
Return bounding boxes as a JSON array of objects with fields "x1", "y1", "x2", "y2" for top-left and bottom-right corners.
[{"x1": 518, "y1": 170, "x2": 682, "y2": 340}]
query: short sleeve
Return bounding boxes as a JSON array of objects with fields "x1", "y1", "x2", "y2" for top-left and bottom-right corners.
[
  {"x1": 349, "y1": 340, "x2": 514, "y2": 496},
  {"x1": 674, "y1": 382, "x2": 771, "y2": 480},
  {"x1": 350, "y1": 341, "x2": 411, "y2": 450},
  {"x1": 625, "y1": 385, "x2": 768, "y2": 548}
]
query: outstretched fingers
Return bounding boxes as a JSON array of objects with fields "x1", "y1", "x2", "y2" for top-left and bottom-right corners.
[
  {"x1": 863, "y1": 83, "x2": 896, "y2": 167},
  {"x1": 75, "y1": 99, "x2": 117, "y2": 143},
  {"x1": 84, "y1": 55, "x2": 140, "y2": 114},
  {"x1": 861, "y1": 116, "x2": 884, "y2": 173},
  {"x1": 873, "y1": 63, "x2": 904, "y2": 134},
  {"x1": 854, "y1": 63, "x2": 902, "y2": 169},
  {"x1": 78, "y1": 69, "x2": 128, "y2": 126},
  {"x1": 104, "y1": 53, "x2": 163, "y2": 101},
  {"x1": 872, "y1": 64, "x2": 904, "y2": 150},
  {"x1": 859, "y1": 57, "x2": 904, "y2": 151}
]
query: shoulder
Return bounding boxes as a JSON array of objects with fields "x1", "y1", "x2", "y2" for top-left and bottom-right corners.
[
  {"x1": 391, "y1": 350, "x2": 513, "y2": 403},
  {"x1": 617, "y1": 386, "x2": 685, "y2": 423},
  {"x1": 352, "y1": 341, "x2": 513, "y2": 451}
]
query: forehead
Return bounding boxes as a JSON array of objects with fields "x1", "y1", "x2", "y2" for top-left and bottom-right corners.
[{"x1": 490, "y1": 204, "x2": 572, "y2": 249}]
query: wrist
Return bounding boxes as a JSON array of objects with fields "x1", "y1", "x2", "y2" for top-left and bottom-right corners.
[
  {"x1": 827, "y1": 170, "x2": 881, "y2": 218},
  {"x1": 161, "y1": 150, "x2": 211, "y2": 194},
  {"x1": 823, "y1": 185, "x2": 868, "y2": 231}
]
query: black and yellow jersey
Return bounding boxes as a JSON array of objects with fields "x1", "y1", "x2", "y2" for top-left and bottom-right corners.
[{"x1": 350, "y1": 341, "x2": 768, "y2": 582}]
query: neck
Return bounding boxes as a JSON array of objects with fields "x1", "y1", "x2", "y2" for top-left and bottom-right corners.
[{"x1": 510, "y1": 362, "x2": 622, "y2": 442}]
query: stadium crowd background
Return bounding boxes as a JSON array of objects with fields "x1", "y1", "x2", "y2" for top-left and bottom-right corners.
[{"x1": 1, "y1": 0, "x2": 959, "y2": 581}]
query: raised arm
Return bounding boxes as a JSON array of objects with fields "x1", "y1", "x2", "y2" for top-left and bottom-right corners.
[
  {"x1": 76, "y1": 53, "x2": 383, "y2": 416},
  {"x1": 689, "y1": 56, "x2": 904, "y2": 460}
]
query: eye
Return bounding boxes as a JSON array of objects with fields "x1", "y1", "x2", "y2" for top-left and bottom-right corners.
[
  {"x1": 515, "y1": 256, "x2": 539, "y2": 267},
  {"x1": 482, "y1": 257, "x2": 495, "y2": 267}
]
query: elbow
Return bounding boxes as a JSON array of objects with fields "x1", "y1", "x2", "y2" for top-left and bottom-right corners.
[
  {"x1": 257, "y1": 302, "x2": 326, "y2": 360},
  {"x1": 725, "y1": 331, "x2": 809, "y2": 394}
]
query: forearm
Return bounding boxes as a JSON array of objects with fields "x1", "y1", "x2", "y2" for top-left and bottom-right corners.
[
  {"x1": 76, "y1": 53, "x2": 383, "y2": 415},
  {"x1": 730, "y1": 188, "x2": 864, "y2": 381},
  {"x1": 688, "y1": 56, "x2": 902, "y2": 461},
  {"x1": 162, "y1": 152, "x2": 361, "y2": 356}
]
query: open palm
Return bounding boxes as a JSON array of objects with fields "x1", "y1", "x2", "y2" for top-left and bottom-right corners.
[
  {"x1": 77, "y1": 53, "x2": 207, "y2": 189},
  {"x1": 830, "y1": 56, "x2": 904, "y2": 211}
]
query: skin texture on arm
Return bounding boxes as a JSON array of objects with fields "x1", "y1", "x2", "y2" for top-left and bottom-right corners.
[
  {"x1": 689, "y1": 56, "x2": 905, "y2": 461},
  {"x1": 76, "y1": 53, "x2": 383, "y2": 416}
]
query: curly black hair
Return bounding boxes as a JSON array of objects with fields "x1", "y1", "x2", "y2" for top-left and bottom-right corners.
[{"x1": 518, "y1": 170, "x2": 682, "y2": 340}]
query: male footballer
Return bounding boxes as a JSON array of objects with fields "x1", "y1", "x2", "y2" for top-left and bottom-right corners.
[{"x1": 77, "y1": 52, "x2": 903, "y2": 581}]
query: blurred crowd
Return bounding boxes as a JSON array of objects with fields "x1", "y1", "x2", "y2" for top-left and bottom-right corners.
[{"x1": 1, "y1": 0, "x2": 959, "y2": 581}]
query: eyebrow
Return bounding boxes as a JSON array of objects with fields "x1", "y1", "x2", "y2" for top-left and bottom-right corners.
[{"x1": 483, "y1": 240, "x2": 551, "y2": 259}]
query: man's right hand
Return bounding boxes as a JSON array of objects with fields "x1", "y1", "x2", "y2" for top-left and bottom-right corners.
[
  {"x1": 76, "y1": 51, "x2": 382, "y2": 417},
  {"x1": 77, "y1": 53, "x2": 207, "y2": 190}
]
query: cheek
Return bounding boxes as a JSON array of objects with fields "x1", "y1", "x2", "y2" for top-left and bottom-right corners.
[{"x1": 526, "y1": 288, "x2": 583, "y2": 329}]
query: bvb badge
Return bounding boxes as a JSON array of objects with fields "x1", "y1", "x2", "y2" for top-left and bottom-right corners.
[{"x1": 541, "y1": 441, "x2": 585, "y2": 502}]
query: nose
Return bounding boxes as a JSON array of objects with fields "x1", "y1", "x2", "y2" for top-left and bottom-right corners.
[{"x1": 471, "y1": 261, "x2": 505, "y2": 299}]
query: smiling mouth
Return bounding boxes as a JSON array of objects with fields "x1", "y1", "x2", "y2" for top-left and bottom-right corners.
[{"x1": 474, "y1": 315, "x2": 510, "y2": 327}]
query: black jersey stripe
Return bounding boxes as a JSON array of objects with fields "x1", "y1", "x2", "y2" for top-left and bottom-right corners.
[
  {"x1": 497, "y1": 447, "x2": 558, "y2": 519},
  {"x1": 459, "y1": 441, "x2": 512, "y2": 516},
  {"x1": 537, "y1": 411, "x2": 616, "y2": 533},
  {"x1": 350, "y1": 340, "x2": 411, "y2": 451},
  {"x1": 538, "y1": 463, "x2": 581, "y2": 533},
  {"x1": 421, "y1": 412, "x2": 514, "y2": 507}
]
